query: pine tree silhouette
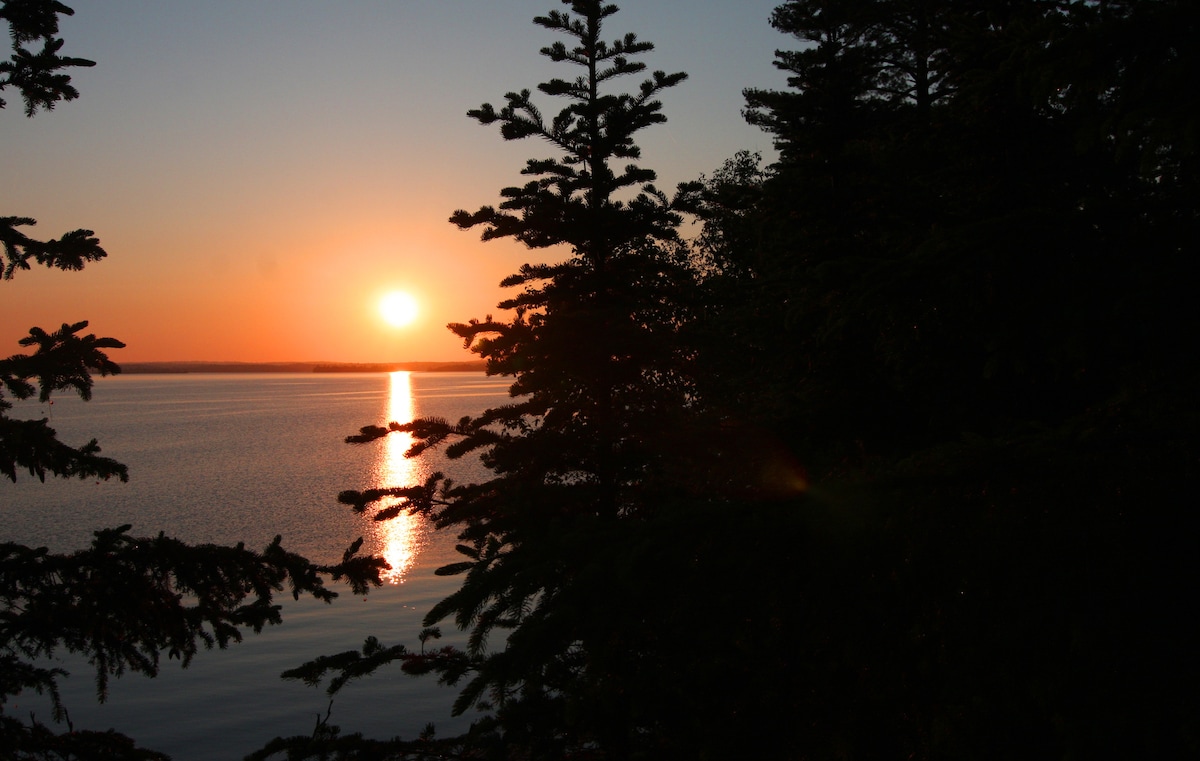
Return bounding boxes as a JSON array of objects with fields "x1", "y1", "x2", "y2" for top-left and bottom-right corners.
[{"x1": 327, "y1": 2, "x2": 704, "y2": 757}]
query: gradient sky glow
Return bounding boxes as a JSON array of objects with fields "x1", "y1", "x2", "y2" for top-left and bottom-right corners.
[{"x1": 2, "y1": 1, "x2": 788, "y2": 362}]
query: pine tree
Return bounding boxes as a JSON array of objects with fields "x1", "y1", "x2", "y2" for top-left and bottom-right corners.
[
  {"x1": 423, "y1": 0, "x2": 702, "y2": 749},
  {"x1": 304, "y1": 2, "x2": 704, "y2": 757}
]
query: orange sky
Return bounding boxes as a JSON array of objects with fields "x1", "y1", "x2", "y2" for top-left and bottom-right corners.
[{"x1": 2, "y1": 1, "x2": 783, "y2": 363}]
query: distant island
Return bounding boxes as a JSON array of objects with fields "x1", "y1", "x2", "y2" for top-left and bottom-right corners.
[{"x1": 120, "y1": 361, "x2": 487, "y2": 374}]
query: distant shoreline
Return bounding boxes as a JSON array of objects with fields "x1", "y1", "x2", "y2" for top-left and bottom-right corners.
[{"x1": 120, "y1": 361, "x2": 487, "y2": 374}]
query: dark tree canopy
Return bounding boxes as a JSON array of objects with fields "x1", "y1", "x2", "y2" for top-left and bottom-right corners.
[
  {"x1": 7, "y1": 0, "x2": 1197, "y2": 758},
  {"x1": 262, "y1": 2, "x2": 1198, "y2": 759},
  {"x1": 689, "y1": 0, "x2": 1200, "y2": 757}
]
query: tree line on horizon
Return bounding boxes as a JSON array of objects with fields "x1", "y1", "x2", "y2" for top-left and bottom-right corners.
[
  {"x1": 113, "y1": 361, "x2": 489, "y2": 374},
  {"x1": 3, "y1": 1, "x2": 1198, "y2": 759}
]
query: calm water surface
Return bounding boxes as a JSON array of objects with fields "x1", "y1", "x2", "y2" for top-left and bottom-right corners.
[{"x1": 4, "y1": 372, "x2": 511, "y2": 760}]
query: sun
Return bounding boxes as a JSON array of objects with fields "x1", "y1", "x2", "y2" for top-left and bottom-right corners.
[{"x1": 379, "y1": 291, "x2": 418, "y2": 327}]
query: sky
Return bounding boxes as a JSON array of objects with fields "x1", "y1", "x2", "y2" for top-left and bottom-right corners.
[{"x1": 2, "y1": 0, "x2": 789, "y2": 363}]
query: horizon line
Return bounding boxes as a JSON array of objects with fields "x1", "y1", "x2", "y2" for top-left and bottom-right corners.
[{"x1": 118, "y1": 359, "x2": 488, "y2": 374}]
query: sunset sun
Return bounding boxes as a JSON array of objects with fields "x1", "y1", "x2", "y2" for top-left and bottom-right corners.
[{"x1": 379, "y1": 291, "x2": 418, "y2": 327}]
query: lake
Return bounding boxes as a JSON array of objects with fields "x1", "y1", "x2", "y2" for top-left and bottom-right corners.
[{"x1": 3, "y1": 371, "x2": 513, "y2": 760}]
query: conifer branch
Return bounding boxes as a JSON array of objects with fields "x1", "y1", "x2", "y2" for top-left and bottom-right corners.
[
  {"x1": 0, "y1": 528, "x2": 386, "y2": 705},
  {"x1": 0, "y1": 0, "x2": 95, "y2": 117},
  {"x1": 1, "y1": 216, "x2": 107, "y2": 279}
]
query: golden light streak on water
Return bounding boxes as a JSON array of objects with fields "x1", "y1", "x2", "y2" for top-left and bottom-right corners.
[{"x1": 373, "y1": 371, "x2": 429, "y2": 584}]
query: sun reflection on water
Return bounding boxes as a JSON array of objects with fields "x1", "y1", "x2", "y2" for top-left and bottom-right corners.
[{"x1": 371, "y1": 371, "x2": 429, "y2": 584}]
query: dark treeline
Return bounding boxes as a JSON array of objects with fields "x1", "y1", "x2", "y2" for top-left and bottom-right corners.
[{"x1": 4, "y1": 1, "x2": 1199, "y2": 759}]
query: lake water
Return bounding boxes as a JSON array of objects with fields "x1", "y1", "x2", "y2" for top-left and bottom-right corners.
[{"x1": 3, "y1": 372, "x2": 512, "y2": 759}]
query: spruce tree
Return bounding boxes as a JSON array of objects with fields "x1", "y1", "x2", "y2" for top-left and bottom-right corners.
[
  {"x1": 430, "y1": 0, "x2": 701, "y2": 747},
  {"x1": 312, "y1": 2, "x2": 703, "y2": 757}
]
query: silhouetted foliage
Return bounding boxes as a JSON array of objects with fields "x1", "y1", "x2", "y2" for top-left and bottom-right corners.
[
  {"x1": 11, "y1": 0, "x2": 1186, "y2": 757},
  {"x1": 1, "y1": 320, "x2": 128, "y2": 484},
  {"x1": 416, "y1": 12, "x2": 705, "y2": 747},
  {"x1": 0, "y1": 0, "x2": 120, "y2": 487},
  {"x1": 261, "y1": 2, "x2": 725, "y2": 759},
  {"x1": 275, "y1": 0, "x2": 1200, "y2": 757},
  {"x1": 688, "y1": 0, "x2": 1200, "y2": 757},
  {"x1": 2, "y1": 216, "x2": 108, "y2": 279},
  {"x1": 0, "y1": 0, "x2": 108, "y2": 410},
  {"x1": 1, "y1": 4, "x2": 388, "y2": 757},
  {"x1": 0, "y1": 529, "x2": 383, "y2": 758},
  {"x1": 0, "y1": 0, "x2": 93, "y2": 116}
]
